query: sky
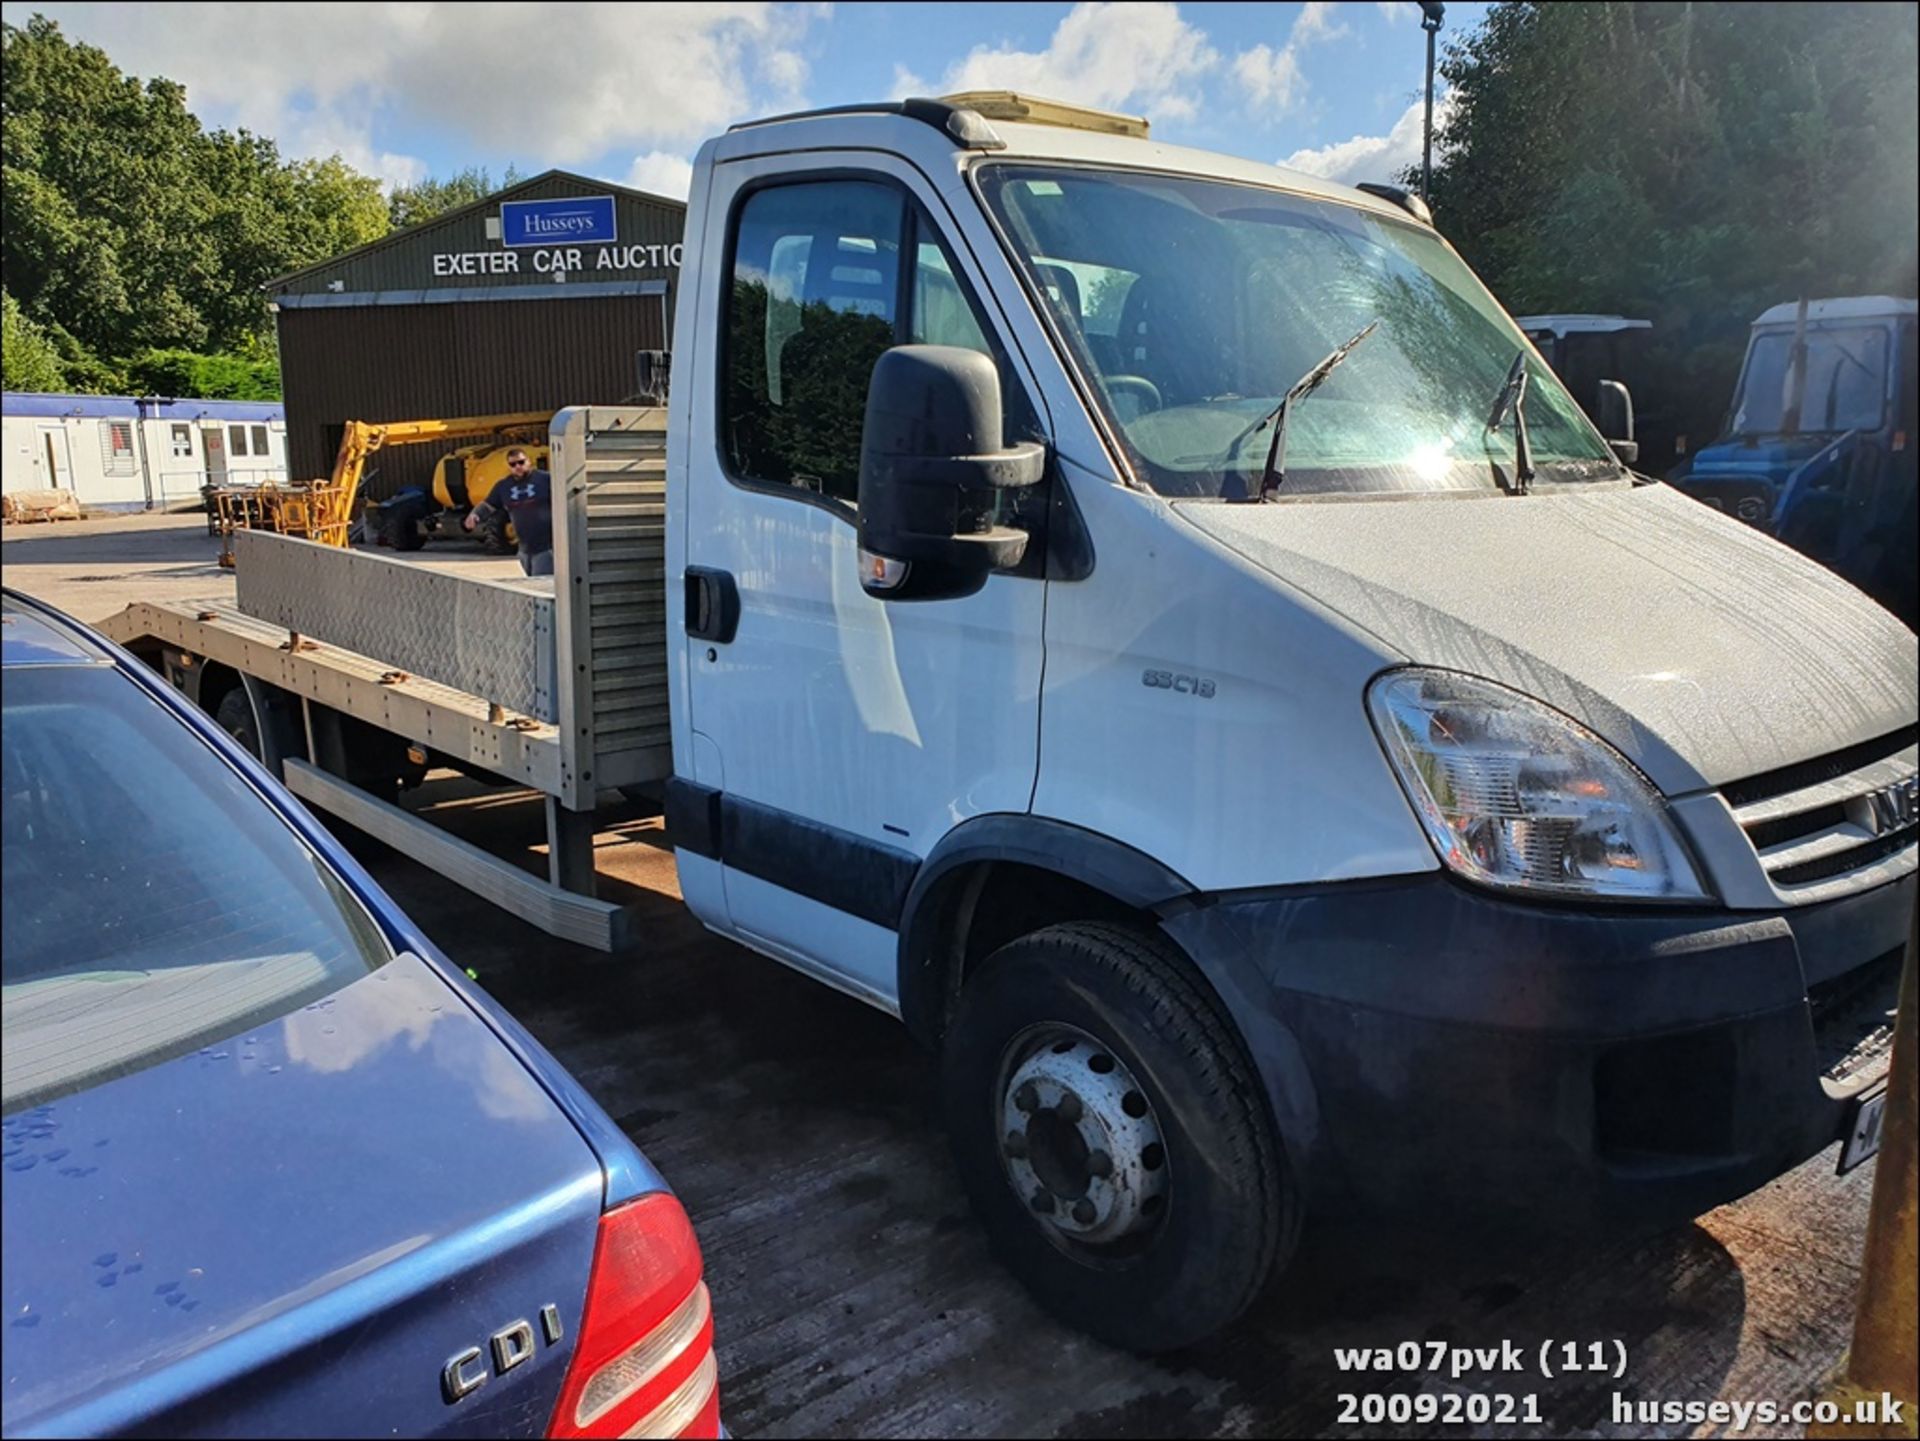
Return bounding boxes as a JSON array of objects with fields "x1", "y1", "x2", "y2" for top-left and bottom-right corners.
[{"x1": 3, "y1": 1, "x2": 1488, "y2": 199}]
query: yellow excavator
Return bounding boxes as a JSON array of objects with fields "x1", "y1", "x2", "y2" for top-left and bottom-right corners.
[{"x1": 210, "y1": 411, "x2": 552, "y2": 567}]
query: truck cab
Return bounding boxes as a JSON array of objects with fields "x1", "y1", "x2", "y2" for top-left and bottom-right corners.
[
  {"x1": 1669, "y1": 296, "x2": 1918, "y2": 624},
  {"x1": 662, "y1": 96, "x2": 1917, "y2": 1348}
]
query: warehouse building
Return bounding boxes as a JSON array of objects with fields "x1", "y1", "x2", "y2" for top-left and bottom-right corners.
[{"x1": 267, "y1": 170, "x2": 685, "y2": 501}]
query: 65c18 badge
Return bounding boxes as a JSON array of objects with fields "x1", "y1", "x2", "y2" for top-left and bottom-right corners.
[{"x1": 1143, "y1": 669, "x2": 1217, "y2": 698}]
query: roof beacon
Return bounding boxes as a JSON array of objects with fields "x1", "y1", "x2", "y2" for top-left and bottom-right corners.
[{"x1": 939, "y1": 91, "x2": 1150, "y2": 140}]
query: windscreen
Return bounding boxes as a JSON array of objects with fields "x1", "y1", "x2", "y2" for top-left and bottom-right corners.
[
  {"x1": 1730, "y1": 325, "x2": 1889, "y2": 437},
  {"x1": 978, "y1": 165, "x2": 1624, "y2": 499},
  {"x1": 2, "y1": 665, "x2": 390, "y2": 1112}
]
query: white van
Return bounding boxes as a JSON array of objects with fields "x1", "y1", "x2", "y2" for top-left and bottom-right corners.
[{"x1": 111, "y1": 93, "x2": 1920, "y2": 1353}]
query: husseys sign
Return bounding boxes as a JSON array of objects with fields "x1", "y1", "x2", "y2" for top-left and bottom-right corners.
[
  {"x1": 429, "y1": 193, "x2": 683, "y2": 280},
  {"x1": 501, "y1": 196, "x2": 617, "y2": 247}
]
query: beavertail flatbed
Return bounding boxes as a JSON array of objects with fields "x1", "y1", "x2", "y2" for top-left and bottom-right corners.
[{"x1": 103, "y1": 405, "x2": 668, "y2": 951}]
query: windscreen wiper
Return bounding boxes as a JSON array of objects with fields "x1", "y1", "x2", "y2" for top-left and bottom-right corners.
[
  {"x1": 1485, "y1": 350, "x2": 1536, "y2": 495},
  {"x1": 1219, "y1": 319, "x2": 1380, "y2": 501}
]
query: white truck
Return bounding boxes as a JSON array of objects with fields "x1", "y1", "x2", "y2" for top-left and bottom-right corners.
[{"x1": 103, "y1": 92, "x2": 1919, "y2": 1352}]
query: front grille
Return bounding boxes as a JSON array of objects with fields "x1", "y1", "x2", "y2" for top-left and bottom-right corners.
[
  {"x1": 1721, "y1": 731, "x2": 1918, "y2": 898},
  {"x1": 1809, "y1": 948, "x2": 1902, "y2": 1085},
  {"x1": 1723, "y1": 727, "x2": 1916, "y2": 808},
  {"x1": 1743, "y1": 800, "x2": 1847, "y2": 853},
  {"x1": 1772, "y1": 831, "x2": 1916, "y2": 887}
]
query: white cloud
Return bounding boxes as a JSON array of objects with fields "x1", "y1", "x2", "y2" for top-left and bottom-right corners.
[
  {"x1": 12, "y1": 1, "x2": 825, "y2": 186},
  {"x1": 890, "y1": 63, "x2": 928, "y2": 100},
  {"x1": 1293, "y1": 1, "x2": 1352, "y2": 45},
  {"x1": 288, "y1": 112, "x2": 428, "y2": 191},
  {"x1": 624, "y1": 150, "x2": 695, "y2": 200},
  {"x1": 1231, "y1": 0, "x2": 1351, "y2": 115},
  {"x1": 1232, "y1": 44, "x2": 1304, "y2": 111},
  {"x1": 921, "y1": 2, "x2": 1219, "y2": 123},
  {"x1": 1279, "y1": 90, "x2": 1454, "y2": 185}
]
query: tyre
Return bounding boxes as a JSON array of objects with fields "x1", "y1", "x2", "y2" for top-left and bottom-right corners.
[
  {"x1": 389, "y1": 505, "x2": 427, "y2": 551},
  {"x1": 214, "y1": 685, "x2": 260, "y2": 758},
  {"x1": 942, "y1": 921, "x2": 1293, "y2": 1352},
  {"x1": 477, "y1": 505, "x2": 516, "y2": 555}
]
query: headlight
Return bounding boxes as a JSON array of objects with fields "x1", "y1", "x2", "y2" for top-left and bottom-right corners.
[{"x1": 1367, "y1": 669, "x2": 1710, "y2": 902}]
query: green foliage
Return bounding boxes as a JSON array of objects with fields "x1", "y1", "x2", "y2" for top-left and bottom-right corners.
[
  {"x1": 1, "y1": 288, "x2": 65, "y2": 390},
  {"x1": 45, "y1": 322, "x2": 130, "y2": 395},
  {"x1": 389, "y1": 165, "x2": 523, "y2": 230},
  {"x1": 725, "y1": 280, "x2": 894, "y2": 502},
  {"x1": 1426, "y1": 2, "x2": 1919, "y2": 460},
  {"x1": 125, "y1": 348, "x2": 281, "y2": 401},
  {"x1": 1, "y1": 13, "x2": 391, "y2": 392}
]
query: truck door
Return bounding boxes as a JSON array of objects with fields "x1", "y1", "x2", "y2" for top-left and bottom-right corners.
[{"x1": 678, "y1": 157, "x2": 1048, "y2": 1009}]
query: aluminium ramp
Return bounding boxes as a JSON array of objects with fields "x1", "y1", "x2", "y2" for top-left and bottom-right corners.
[{"x1": 550, "y1": 405, "x2": 672, "y2": 809}]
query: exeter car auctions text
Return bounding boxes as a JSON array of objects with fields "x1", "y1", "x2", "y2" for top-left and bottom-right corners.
[{"x1": 430, "y1": 243, "x2": 683, "y2": 277}]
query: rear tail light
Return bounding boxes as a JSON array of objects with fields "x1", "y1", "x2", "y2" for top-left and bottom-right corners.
[{"x1": 547, "y1": 1192, "x2": 720, "y2": 1439}]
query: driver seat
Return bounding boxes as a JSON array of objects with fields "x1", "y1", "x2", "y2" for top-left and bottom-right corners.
[{"x1": 1115, "y1": 276, "x2": 1207, "y2": 405}]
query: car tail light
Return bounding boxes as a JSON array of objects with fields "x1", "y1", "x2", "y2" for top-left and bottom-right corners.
[{"x1": 547, "y1": 1192, "x2": 720, "y2": 1439}]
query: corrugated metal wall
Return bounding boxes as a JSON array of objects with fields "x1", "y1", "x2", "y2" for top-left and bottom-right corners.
[{"x1": 278, "y1": 292, "x2": 666, "y2": 500}]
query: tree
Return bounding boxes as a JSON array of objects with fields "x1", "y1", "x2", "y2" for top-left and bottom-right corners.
[
  {"x1": 2, "y1": 288, "x2": 64, "y2": 390},
  {"x1": 125, "y1": 348, "x2": 280, "y2": 401},
  {"x1": 1424, "y1": 2, "x2": 1918, "y2": 457},
  {"x1": 1, "y1": 14, "x2": 392, "y2": 378},
  {"x1": 388, "y1": 165, "x2": 524, "y2": 230}
]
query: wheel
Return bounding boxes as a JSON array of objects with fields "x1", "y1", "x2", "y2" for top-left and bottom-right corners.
[
  {"x1": 389, "y1": 504, "x2": 427, "y2": 551},
  {"x1": 478, "y1": 505, "x2": 515, "y2": 555},
  {"x1": 942, "y1": 921, "x2": 1292, "y2": 1352},
  {"x1": 214, "y1": 685, "x2": 260, "y2": 758}
]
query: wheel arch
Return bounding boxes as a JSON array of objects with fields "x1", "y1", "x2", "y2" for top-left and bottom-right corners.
[
  {"x1": 897, "y1": 814, "x2": 1326, "y2": 1195},
  {"x1": 195, "y1": 658, "x2": 245, "y2": 718},
  {"x1": 896, "y1": 815, "x2": 1193, "y2": 1050}
]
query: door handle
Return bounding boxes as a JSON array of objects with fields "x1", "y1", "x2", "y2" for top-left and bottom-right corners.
[{"x1": 685, "y1": 566, "x2": 740, "y2": 643}]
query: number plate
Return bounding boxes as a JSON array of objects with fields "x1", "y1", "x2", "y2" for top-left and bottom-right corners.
[{"x1": 1837, "y1": 1082, "x2": 1888, "y2": 1175}]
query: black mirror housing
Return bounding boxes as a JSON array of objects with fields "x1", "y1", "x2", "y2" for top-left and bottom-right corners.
[{"x1": 857, "y1": 345, "x2": 1044, "y2": 601}]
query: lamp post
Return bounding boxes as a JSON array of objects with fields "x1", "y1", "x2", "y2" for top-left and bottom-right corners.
[{"x1": 1418, "y1": 1, "x2": 1445, "y2": 204}]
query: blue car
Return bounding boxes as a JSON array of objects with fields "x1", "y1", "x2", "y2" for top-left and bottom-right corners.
[{"x1": 0, "y1": 589, "x2": 722, "y2": 1439}]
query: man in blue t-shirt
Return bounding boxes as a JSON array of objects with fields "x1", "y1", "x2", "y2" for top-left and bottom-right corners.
[{"x1": 464, "y1": 447, "x2": 554, "y2": 576}]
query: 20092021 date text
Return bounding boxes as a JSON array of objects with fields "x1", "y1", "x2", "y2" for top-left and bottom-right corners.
[{"x1": 1336, "y1": 1393, "x2": 1545, "y2": 1426}]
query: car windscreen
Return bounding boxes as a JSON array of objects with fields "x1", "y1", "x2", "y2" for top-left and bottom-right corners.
[
  {"x1": 2, "y1": 664, "x2": 391, "y2": 1113},
  {"x1": 977, "y1": 164, "x2": 1624, "y2": 499},
  {"x1": 1730, "y1": 325, "x2": 1889, "y2": 437}
]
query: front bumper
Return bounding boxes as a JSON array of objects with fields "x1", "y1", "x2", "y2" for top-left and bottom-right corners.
[{"x1": 1163, "y1": 867, "x2": 1912, "y2": 1227}]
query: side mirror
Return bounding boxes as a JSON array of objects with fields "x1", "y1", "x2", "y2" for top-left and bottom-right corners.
[
  {"x1": 1595, "y1": 379, "x2": 1639, "y2": 466},
  {"x1": 856, "y1": 345, "x2": 1045, "y2": 601}
]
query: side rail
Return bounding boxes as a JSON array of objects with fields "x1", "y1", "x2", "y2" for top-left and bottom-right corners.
[
  {"x1": 551, "y1": 406, "x2": 672, "y2": 809},
  {"x1": 233, "y1": 527, "x2": 557, "y2": 723}
]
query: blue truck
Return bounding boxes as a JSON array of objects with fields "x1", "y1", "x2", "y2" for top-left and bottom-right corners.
[{"x1": 1669, "y1": 296, "x2": 1918, "y2": 626}]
